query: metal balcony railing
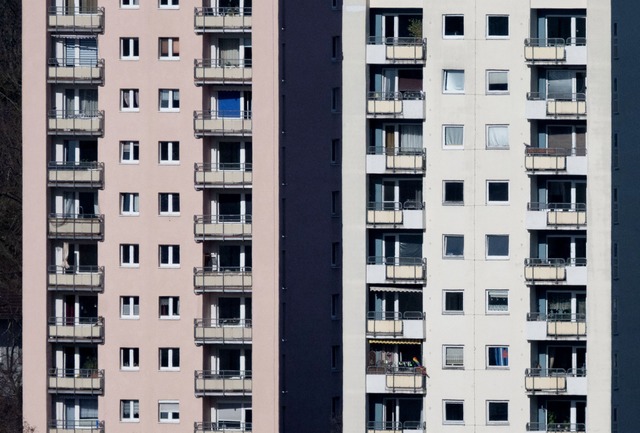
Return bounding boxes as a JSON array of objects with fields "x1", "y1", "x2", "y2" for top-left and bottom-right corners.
[
  {"x1": 47, "y1": 161, "x2": 104, "y2": 188},
  {"x1": 48, "y1": 316, "x2": 104, "y2": 342},
  {"x1": 194, "y1": 214, "x2": 252, "y2": 240},
  {"x1": 527, "y1": 92, "x2": 587, "y2": 117},
  {"x1": 194, "y1": 163, "x2": 253, "y2": 188},
  {"x1": 48, "y1": 213, "x2": 104, "y2": 240},
  {"x1": 194, "y1": 58, "x2": 252, "y2": 84},
  {"x1": 526, "y1": 422, "x2": 586, "y2": 432},
  {"x1": 48, "y1": 368, "x2": 104, "y2": 393},
  {"x1": 367, "y1": 146, "x2": 426, "y2": 172},
  {"x1": 194, "y1": 110, "x2": 252, "y2": 136},
  {"x1": 194, "y1": 318, "x2": 252, "y2": 344},
  {"x1": 527, "y1": 312, "x2": 587, "y2": 337},
  {"x1": 527, "y1": 202, "x2": 587, "y2": 226},
  {"x1": 48, "y1": 110, "x2": 104, "y2": 135},
  {"x1": 47, "y1": 265, "x2": 104, "y2": 291},
  {"x1": 47, "y1": 58, "x2": 104, "y2": 85},
  {"x1": 195, "y1": 369, "x2": 252, "y2": 395},
  {"x1": 367, "y1": 421, "x2": 425, "y2": 431},
  {"x1": 366, "y1": 311, "x2": 425, "y2": 337},
  {"x1": 193, "y1": 266, "x2": 252, "y2": 293},
  {"x1": 195, "y1": 421, "x2": 252, "y2": 432},
  {"x1": 366, "y1": 201, "x2": 424, "y2": 226},
  {"x1": 524, "y1": 37, "x2": 586, "y2": 63},
  {"x1": 49, "y1": 420, "x2": 104, "y2": 433},
  {"x1": 47, "y1": 6, "x2": 105, "y2": 32},
  {"x1": 524, "y1": 258, "x2": 586, "y2": 283},
  {"x1": 194, "y1": 7, "x2": 252, "y2": 32},
  {"x1": 368, "y1": 256, "x2": 426, "y2": 282},
  {"x1": 367, "y1": 36, "x2": 427, "y2": 62},
  {"x1": 366, "y1": 365, "x2": 427, "y2": 393}
]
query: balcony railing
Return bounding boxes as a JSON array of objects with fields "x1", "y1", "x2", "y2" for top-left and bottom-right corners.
[
  {"x1": 527, "y1": 313, "x2": 587, "y2": 337},
  {"x1": 525, "y1": 368, "x2": 586, "y2": 393},
  {"x1": 49, "y1": 420, "x2": 104, "y2": 433},
  {"x1": 194, "y1": 7, "x2": 252, "y2": 32},
  {"x1": 525, "y1": 146, "x2": 586, "y2": 172},
  {"x1": 195, "y1": 59, "x2": 252, "y2": 85},
  {"x1": 367, "y1": 256, "x2": 426, "y2": 283},
  {"x1": 524, "y1": 258, "x2": 586, "y2": 283},
  {"x1": 366, "y1": 201, "x2": 425, "y2": 227},
  {"x1": 48, "y1": 368, "x2": 104, "y2": 394},
  {"x1": 47, "y1": 6, "x2": 105, "y2": 32},
  {"x1": 195, "y1": 370, "x2": 252, "y2": 395},
  {"x1": 527, "y1": 92, "x2": 586, "y2": 117},
  {"x1": 524, "y1": 38, "x2": 586, "y2": 63},
  {"x1": 195, "y1": 421, "x2": 252, "y2": 433},
  {"x1": 194, "y1": 163, "x2": 253, "y2": 188},
  {"x1": 194, "y1": 215, "x2": 252, "y2": 241},
  {"x1": 367, "y1": 91, "x2": 425, "y2": 117},
  {"x1": 48, "y1": 110, "x2": 104, "y2": 135},
  {"x1": 48, "y1": 214, "x2": 104, "y2": 240},
  {"x1": 366, "y1": 365, "x2": 427, "y2": 393},
  {"x1": 48, "y1": 316, "x2": 104, "y2": 343},
  {"x1": 48, "y1": 265, "x2": 104, "y2": 291},
  {"x1": 194, "y1": 318, "x2": 252, "y2": 344},
  {"x1": 526, "y1": 422, "x2": 586, "y2": 432},
  {"x1": 367, "y1": 146, "x2": 426, "y2": 173},
  {"x1": 194, "y1": 266, "x2": 252, "y2": 293},
  {"x1": 366, "y1": 311, "x2": 425, "y2": 337},
  {"x1": 194, "y1": 110, "x2": 252, "y2": 136},
  {"x1": 48, "y1": 162, "x2": 104, "y2": 188},
  {"x1": 527, "y1": 202, "x2": 587, "y2": 227},
  {"x1": 367, "y1": 421, "x2": 425, "y2": 432},
  {"x1": 47, "y1": 58, "x2": 104, "y2": 85},
  {"x1": 367, "y1": 36, "x2": 427, "y2": 62}
]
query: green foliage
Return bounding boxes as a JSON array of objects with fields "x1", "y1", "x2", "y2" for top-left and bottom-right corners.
[{"x1": 408, "y1": 19, "x2": 423, "y2": 39}]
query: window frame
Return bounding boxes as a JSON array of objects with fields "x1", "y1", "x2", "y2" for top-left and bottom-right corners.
[
  {"x1": 486, "y1": 70, "x2": 509, "y2": 94},
  {"x1": 443, "y1": 15, "x2": 464, "y2": 39},
  {"x1": 120, "y1": 89, "x2": 140, "y2": 112},
  {"x1": 159, "y1": 141, "x2": 180, "y2": 164},
  {"x1": 120, "y1": 141, "x2": 139, "y2": 164},
  {"x1": 486, "y1": 235, "x2": 509, "y2": 260},
  {"x1": 120, "y1": 244, "x2": 140, "y2": 267},
  {"x1": 159, "y1": 245, "x2": 180, "y2": 268},
  {"x1": 443, "y1": 400, "x2": 465, "y2": 424},
  {"x1": 443, "y1": 181, "x2": 464, "y2": 205},
  {"x1": 443, "y1": 345, "x2": 464, "y2": 369},
  {"x1": 443, "y1": 69, "x2": 465, "y2": 94},
  {"x1": 120, "y1": 37, "x2": 140, "y2": 60},
  {"x1": 159, "y1": 89, "x2": 180, "y2": 112},
  {"x1": 120, "y1": 348, "x2": 140, "y2": 371},
  {"x1": 486, "y1": 346, "x2": 509, "y2": 369},
  {"x1": 486, "y1": 289, "x2": 509, "y2": 314},
  {"x1": 443, "y1": 235, "x2": 464, "y2": 259},
  {"x1": 158, "y1": 401, "x2": 180, "y2": 423},
  {"x1": 159, "y1": 348, "x2": 180, "y2": 371},
  {"x1": 159, "y1": 37, "x2": 180, "y2": 60},
  {"x1": 486, "y1": 15, "x2": 509, "y2": 39},
  {"x1": 443, "y1": 290, "x2": 464, "y2": 314},
  {"x1": 442, "y1": 125, "x2": 464, "y2": 149},
  {"x1": 120, "y1": 296, "x2": 140, "y2": 319},
  {"x1": 486, "y1": 181, "x2": 509, "y2": 205},
  {"x1": 486, "y1": 125, "x2": 509, "y2": 149},
  {"x1": 120, "y1": 192, "x2": 140, "y2": 216},
  {"x1": 487, "y1": 401, "x2": 509, "y2": 424},
  {"x1": 120, "y1": 399, "x2": 140, "y2": 422},
  {"x1": 159, "y1": 296, "x2": 180, "y2": 319},
  {"x1": 158, "y1": 0, "x2": 179, "y2": 8},
  {"x1": 121, "y1": 0, "x2": 139, "y2": 8},
  {"x1": 158, "y1": 193, "x2": 180, "y2": 215}
]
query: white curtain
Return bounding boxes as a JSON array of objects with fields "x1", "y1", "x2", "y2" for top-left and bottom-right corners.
[
  {"x1": 399, "y1": 125, "x2": 422, "y2": 149},
  {"x1": 219, "y1": 39, "x2": 240, "y2": 65},
  {"x1": 445, "y1": 70, "x2": 464, "y2": 92},
  {"x1": 548, "y1": 70, "x2": 572, "y2": 98},
  {"x1": 79, "y1": 399, "x2": 98, "y2": 420},
  {"x1": 487, "y1": 126, "x2": 509, "y2": 148},
  {"x1": 444, "y1": 126, "x2": 463, "y2": 146}
]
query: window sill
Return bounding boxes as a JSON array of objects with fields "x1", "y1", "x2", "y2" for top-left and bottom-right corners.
[
  {"x1": 159, "y1": 368, "x2": 180, "y2": 372},
  {"x1": 120, "y1": 161, "x2": 140, "y2": 165},
  {"x1": 120, "y1": 57, "x2": 140, "y2": 61},
  {"x1": 159, "y1": 57, "x2": 181, "y2": 61},
  {"x1": 159, "y1": 109, "x2": 180, "y2": 113},
  {"x1": 485, "y1": 256, "x2": 509, "y2": 261},
  {"x1": 159, "y1": 316, "x2": 180, "y2": 320},
  {"x1": 120, "y1": 213, "x2": 140, "y2": 217},
  {"x1": 120, "y1": 264, "x2": 140, "y2": 268},
  {"x1": 120, "y1": 419, "x2": 140, "y2": 423},
  {"x1": 443, "y1": 311, "x2": 464, "y2": 315},
  {"x1": 120, "y1": 316, "x2": 140, "y2": 320},
  {"x1": 121, "y1": 109, "x2": 140, "y2": 113},
  {"x1": 120, "y1": 368, "x2": 139, "y2": 372},
  {"x1": 159, "y1": 265, "x2": 181, "y2": 269}
]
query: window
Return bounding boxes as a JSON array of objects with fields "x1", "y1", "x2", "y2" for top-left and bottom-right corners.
[
  {"x1": 487, "y1": 401, "x2": 509, "y2": 424},
  {"x1": 121, "y1": 399, "x2": 140, "y2": 421},
  {"x1": 159, "y1": 348, "x2": 180, "y2": 370},
  {"x1": 120, "y1": 296, "x2": 140, "y2": 319},
  {"x1": 120, "y1": 141, "x2": 139, "y2": 163},
  {"x1": 487, "y1": 181, "x2": 509, "y2": 204},
  {"x1": 120, "y1": 38, "x2": 139, "y2": 60},
  {"x1": 331, "y1": 0, "x2": 340, "y2": 10},
  {"x1": 159, "y1": 89, "x2": 180, "y2": 111},
  {"x1": 121, "y1": 244, "x2": 140, "y2": 267},
  {"x1": 120, "y1": 193, "x2": 140, "y2": 215},
  {"x1": 486, "y1": 290, "x2": 508, "y2": 313},
  {"x1": 443, "y1": 125, "x2": 464, "y2": 148},
  {"x1": 159, "y1": 401, "x2": 179, "y2": 423},
  {"x1": 121, "y1": 348, "x2": 139, "y2": 370},
  {"x1": 159, "y1": 245, "x2": 180, "y2": 267},
  {"x1": 331, "y1": 87, "x2": 341, "y2": 112},
  {"x1": 159, "y1": 296, "x2": 180, "y2": 319},
  {"x1": 487, "y1": 346, "x2": 509, "y2": 367},
  {"x1": 332, "y1": 36, "x2": 341, "y2": 61},
  {"x1": 159, "y1": 141, "x2": 180, "y2": 163},
  {"x1": 331, "y1": 345, "x2": 340, "y2": 371},
  {"x1": 443, "y1": 291, "x2": 463, "y2": 314},
  {"x1": 443, "y1": 70, "x2": 465, "y2": 93},
  {"x1": 444, "y1": 235, "x2": 464, "y2": 258},
  {"x1": 331, "y1": 294, "x2": 340, "y2": 319},
  {"x1": 331, "y1": 242, "x2": 341, "y2": 267},
  {"x1": 487, "y1": 71, "x2": 509, "y2": 93},
  {"x1": 159, "y1": 193, "x2": 180, "y2": 215},
  {"x1": 159, "y1": 38, "x2": 179, "y2": 59},
  {"x1": 121, "y1": 89, "x2": 140, "y2": 111},
  {"x1": 331, "y1": 139, "x2": 341, "y2": 164},
  {"x1": 331, "y1": 191, "x2": 341, "y2": 216},
  {"x1": 443, "y1": 15, "x2": 464, "y2": 38},
  {"x1": 486, "y1": 235, "x2": 509, "y2": 259},
  {"x1": 121, "y1": 0, "x2": 139, "y2": 7},
  {"x1": 159, "y1": 0, "x2": 179, "y2": 7},
  {"x1": 487, "y1": 16, "x2": 509, "y2": 38},
  {"x1": 444, "y1": 401, "x2": 464, "y2": 424},
  {"x1": 443, "y1": 181, "x2": 464, "y2": 204},
  {"x1": 487, "y1": 125, "x2": 509, "y2": 149},
  {"x1": 443, "y1": 345, "x2": 464, "y2": 368}
]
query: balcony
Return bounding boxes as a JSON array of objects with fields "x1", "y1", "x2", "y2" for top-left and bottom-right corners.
[
  {"x1": 526, "y1": 313, "x2": 587, "y2": 339},
  {"x1": 367, "y1": 147, "x2": 425, "y2": 174},
  {"x1": 526, "y1": 203, "x2": 586, "y2": 230},
  {"x1": 48, "y1": 110, "x2": 104, "y2": 136},
  {"x1": 194, "y1": 267, "x2": 252, "y2": 294},
  {"x1": 194, "y1": 7, "x2": 252, "y2": 32},
  {"x1": 48, "y1": 214, "x2": 104, "y2": 240},
  {"x1": 195, "y1": 370, "x2": 252, "y2": 396},
  {"x1": 367, "y1": 92, "x2": 425, "y2": 119},
  {"x1": 366, "y1": 312, "x2": 425, "y2": 340},
  {"x1": 194, "y1": 215, "x2": 252, "y2": 241},
  {"x1": 526, "y1": 93, "x2": 586, "y2": 119},
  {"x1": 526, "y1": 423, "x2": 586, "y2": 432},
  {"x1": 366, "y1": 37, "x2": 427, "y2": 64},
  {"x1": 48, "y1": 369, "x2": 104, "y2": 394},
  {"x1": 525, "y1": 147, "x2": 587, "y2": 175},
  {"x1": 367, "y1": 202, "x2": 425, "y2": 229},
  {"x1": 47, "y1": 7, "x2": 104, "y2": 33},
  {"x1": 194, "y1": 318, "x2": 252, "y2": 345},
  {"x1": 195, "y1": 59, "x2": 252, "y2": 85},
  {"x1": 48, "y1": 266, "x2": 104, "y2": 292},
  {"x1": 194, "y1": 163, "x2": 252, "y2": 189},
  {"x1": 367, "y1": 421, "x2": 425, "y2": 433},
  {"x1": 48, "y1": 162, "x2": 104, "y2": 188},
  {"x1": 195, "y1": 422, "x2": 252, "y2": 433},
  {"x1": 48, "y1": 420, "x2": 104, "y2": 433},
  {"x1": 525, "y1": 368, "x2": 587, "y2": 395},
  {"x1": 524, "y1": 258, "x2": 587, "y2": 285},
  {"x1": 47, "y1": 59, "x2": 104, "y2": 85},
  {"x1": 367, "y1": 257, "x2": 426, "y2": 285},
  {"x1": 48, "y1": 317, "x2": 104, "y2": 343},
  {"x1": 366, "y1": 366, "x2": 427, "y2": 394},
  {"x1": 524, "y1": 38, "x2": 587, "y2": 65},
  {"x1": 194, "y1": 111, "x2": 252, "y2": 137}
]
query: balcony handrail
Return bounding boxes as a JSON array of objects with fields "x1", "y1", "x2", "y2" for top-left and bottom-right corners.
[
  {"x1": 48, "y1": 316, "x2": 104, "y2": 326},
  {"x1": 566, "y1": 37, "x2": 587, "y2": 46},
  {"x1": 524, "y1": 38, "x2": 566, "y2": 48},
  {"x1": 194, "y1": 110, "x2": 252, "y2": 120},
  {"x1": 526, "y1": 422, "x2": 586, "y2": 432},
  {"x1": 194, "y1": 214, "x2": 252, "y2": 224},
  {"x1": 526, "y1": 312, "x2": 587, "y2": 322},
  {"x1": 195, "y1": 58, "x2": 252, "y2": 68},
  {"x1": 366, "y1": 421, "x2": 426, "y2": 430},
  {"x1": 527, "y1": 202, "x2": 586, "y2": 211},
  {"x1": 367, "y1": 201, "x2": 425, "y2": 211},
  {"x1": 368, "y1": 256, "x2": 426, "y2": 266},
  {"x1": 49, "y1": 212, "x2": 104, "y2": 220},
  {"x1": 49, "y1": 420, "x2": 104, "y2": 429},
  {"x1": 367, "y1": 36, "x2": 426, "y2": 46},
  {"x1": 194, "y1": 6, "x2": 252, "y2": 17},
  {"x1": 48, "y1": 161, "x2": 104, "y2": 170},
  {"x1": 526, "y1": 257, "x2": 587, "y2": 267},
  {"x1": 195, "y1": 421, "x2": 252, "y2": 431},
  {"x1": 48, "y1": 5, "x2": 105, "y2": 15},
  {"x1": 48, "y1": 368, "x2": 104, "y2": 378},
  {"x1": 367, "y1": 365, "x2": 426, "y2": 375},
  {"x1": 527, "y1": 92, "x2": 586, "y2": 102},
  {"x1": 367, "y1": 91, "x2": 425, "y2": 101},
  {"x1": 525, "y1": 146, "x2": 587, "y2": 157},
  {"x1": 195, "y1": 370, "x2": 252, "y2": 379},
  {"x1": 48, "y1": 264, "x2": 103, "y2": 274},
  {"x1": 367, "y1": 311, "x2": 425, "y2": 320},
  {"x1": 194, "y1": 266, "x2": 252, "y2": 274},
  {"x1": 194, "y1": 318, "x2": 252, "y2": 328},
  {"x1": 525, "y1": 367, "x2": 586, "y2": 378},
  {"x1": 48, "y1": 57, "x2": 105, "y2": 67},
  {"x1": 48, "y1": 109, "x2": 104, "y2": 119},
  {"x1": 195, "y1": 162, "x2": 253, "y2": 172},
  {"x1": 367, "y1": 146, "x2": 425, "y2": 156}
]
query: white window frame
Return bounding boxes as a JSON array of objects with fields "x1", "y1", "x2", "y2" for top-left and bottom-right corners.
[
  {"x1": 442, "y1": 125, "x2": 464, "y2": 149},
  {"x1": 443, "y1": 15, "x2": 464, "y2": 39},
  {"x1": 486, "y1": 70, "x2": 509, "y2": 94},
  {"x1": 159, "y1": 348, "x2": 180, "y2": 371},
  {"x1": 443, "y1": 345, "x2": 464, "y2": 368},
  {"x1": 486, "y1": 125, "x2": 509, "y2": 149},
  {"x1": 486, "y1": 181, "x2": 509, "y2": 205},
  {"x1": 120, "y1": 296, "x2": 140, "y2": 319},
  {"x1": 120, "y1": 399, "x2": 140, "y2": 422},
  {"x1": 159, "y1": 89, "x2": 180, "y2": 112},
  {"x1": 159, "y1": 0, "x2": 179, "y2": 8},
  {"x1": 486, "y1": 15, "x2": 509, "y2": 39},
  {"x1": 120, "y1": 193, "x2": 140, "y2": 216},
  {"x1": 486, "y1": 235, "x2": 509, "y2": 260},
  {"x1": 443, "y1": 70, "x2": 465, "y2": 93},
  {"x1": 443, "y1": 181, "x2": 464, "y2": 205},
  {"x1": 159, "y1": 401, "x2": 180, "y2": 423},
  {"x1": 121, "y1": 0, "x2": 139, "y2": 8},
  {"x1": 159, "y1": 296, "x2": 180, "y2": 319},
  {"x1": 158, "y1": 193, "x2": 180, "y2": 215},
  {"x1": 487, "y1": 401, "x2": 509, "y2": 424},
  {"x1": 159, "y1": 37, "x2": 180, "y2": 60},
  {"x1": 120, "y1": 348, "x2": 139, "y2": 371},
  {"x1": 159, "y1": 245, "x2": 180, "y2": 268},
  {"x1": 443, "y1": 400, "x2": 465, "y2": 424},
  {"x1": 486, "y1": 346, "x2": 509, "y2": 369},
  {"x1": 120, "y1": 38, "x2": 139, "y2": 60},
  {"x1": 159, "y1": 141, "x2": 180, "y2": 164},
  {"x1": 443, "y1": 235, "x2": 464, "y2": 259},
  {"x1": 120, "y1": 244, "x2": 140, "y2": 267},
  {"x1": 443, "y1": 290, "x2": 464, "y2": 315},
  {"x1": 121, "y1": 89, "x2": 140, "y2": 112},
  {"x1": 120, "y1": 141, "x2": 139, "y2": 164},
  {"x1": 486, "y1": 289, "x2": 509, "y2": 314}
]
